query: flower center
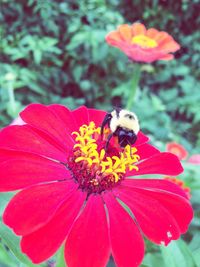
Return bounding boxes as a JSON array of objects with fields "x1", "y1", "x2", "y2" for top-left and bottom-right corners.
[
  {"x1": 67, "y1": 122, "x2": 140, "y2": 194},
  {"x1": 131, "y1": 34, "x2": 157, "y2": 48}
]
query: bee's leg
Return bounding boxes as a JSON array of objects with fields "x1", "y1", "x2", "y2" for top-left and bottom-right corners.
[
  {"x1": 100, "y1": 113, "x2": 112, "y2": 139},
  {"x1": 128, "y1": 135, "x2": 137, "y2": 158},
  {"x1": 105, "y1": 133, "x2": 113, "y2": 152}
]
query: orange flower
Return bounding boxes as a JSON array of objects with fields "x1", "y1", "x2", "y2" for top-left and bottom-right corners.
[
  {"x1": 164, "y1": 176, "x2": 191, "y2": 199},
  {"x1": 166, "y1": 142, "x2": 188, "y2": 160},
  {"x1": 106, "y1": 23, "x2": 180, "y2": 63}
]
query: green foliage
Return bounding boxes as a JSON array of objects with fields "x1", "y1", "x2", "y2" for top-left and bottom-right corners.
[
  {"x1": 0, "y1": 0, "x2": 199, "y2": 150},
  {"x1": 0, "y1": 0, "x2": 200, "y2": 267}
]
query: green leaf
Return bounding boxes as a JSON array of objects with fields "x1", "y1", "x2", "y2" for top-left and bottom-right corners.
[
  {"x1": 0, "y1": 193, "x2": 14, "y2": 215},
  {"x1": 6, "y1": 100, "x2": 23, "y2": 118},
  {"x1": 151, "y1": 95, "x2": 166, "y2": 111},
  {"x1": 28, "y1": 83, "x2": 46, "y2": 95},
  {"x1": 173, "y1": 65, "x2": 190, "y2": 76},
  {"x1": 72, "y1": 66, "x2": 83, "y2": 82},
  {"x1": 33, "y1": 50, "x2": 42, "y2": 65},
  {"x1": 0, "y1": 222, "x2": 44, "y2": 267},
  {"x1": 192, "y1": 247, "x2": 200, "y2": 267},
  {"x1": 143, "y1": 252, "x2": 165, "y2": 267},
  {"x1": 56, "y1": 245, "x2": 66, "y2": 267},
  {"x1": 160, "y1": 239, "x2": 197, "y2": 267},
  {"x1": 189, "y1": 232, "x2": 200, "y2": 251},
  {"x1": 0, "y1": 243, "x2": 18, "y2": 267}
]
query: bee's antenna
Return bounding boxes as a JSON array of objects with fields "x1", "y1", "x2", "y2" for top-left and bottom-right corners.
[{"x1": 113, "y1": 106, "x2": 122, "y2": 118}]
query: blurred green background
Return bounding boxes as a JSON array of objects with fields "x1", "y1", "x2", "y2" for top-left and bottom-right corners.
[{"x1": 0, "y1": 0, "x2": 200, "y2": 267}]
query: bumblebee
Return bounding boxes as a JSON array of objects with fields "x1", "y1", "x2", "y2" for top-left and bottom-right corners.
[{"x1": 101, "y1": 108, "x2": 140, "y2": 150}]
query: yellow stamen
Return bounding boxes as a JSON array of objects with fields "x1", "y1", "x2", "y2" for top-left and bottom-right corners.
[
  {"x1": 72, "y1": 122, "x2": 140, "y2": 184},
  {"x1": 132, "y1": 34, "x2": 157, "y2": 48}
]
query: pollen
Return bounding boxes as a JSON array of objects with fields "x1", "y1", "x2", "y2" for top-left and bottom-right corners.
[
  {"x1": 131, "y1": 35, "x2": 158, "y2": 49},
  {"x1": 67, "y1": 122, "x2": 140, "y2": 194}
]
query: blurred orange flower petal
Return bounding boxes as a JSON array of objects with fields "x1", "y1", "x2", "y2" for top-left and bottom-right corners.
[
  {"x1": 159, "y1": 40, "x2": 180, "y2": 52},
  {"x1": 166, "y1": 142, "x2": 188, "y2": 160},
  {"x1": 146, "y1": 28, "x2": 159, "y2": 38},
  {"x1": 118, "y1": 24, "x2": 132, "y2": 41},
  {"x1": 159, "y1": 54, "x2": 174, "y2": 61},
  {"x1": 106, "y1": 22, "x2": 180, "y2": 63},
  {"x1": 132, "y1": 23, "x2": 147, "y2": 35},
  {"x1": 154, "y1": 31, "x2": 170, "y2": 42},
  {"x1": 106, "y1": 31, "x2": 121, "y2": 42}
]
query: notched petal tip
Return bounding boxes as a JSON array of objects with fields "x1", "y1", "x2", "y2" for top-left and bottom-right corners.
[
  {"x1": 165, "y1": 152, "x2": 184, "y2": 175},
  {"x1": 132, "y1": 22, "x2": 147, "y2": 36},
  {"x1": 117, "y1": 24, "x2": 132, "y2": 41}
]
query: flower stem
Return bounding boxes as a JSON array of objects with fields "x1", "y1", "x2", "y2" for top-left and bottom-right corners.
[
  {"x1": 126, "y1": 63, "x2": 141, "y2": 110},
  {"x1": 8, "y1": 84, "x2": 15, "y2": 107},
  {"x1": 7, "y1": 80, "x2": 18, "y2": 118}
]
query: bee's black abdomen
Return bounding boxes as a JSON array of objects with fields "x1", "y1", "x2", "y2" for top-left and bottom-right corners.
[{"x1": 114, "y1": 127, "x2": 137, "y2": 147}]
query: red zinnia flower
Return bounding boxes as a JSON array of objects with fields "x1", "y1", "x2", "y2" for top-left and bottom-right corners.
[
  {"x1": 106, "y1": 23, "x2": 180, "y2": 63},
  {"x1": 166, "y1": 142, "x2": 188, "y2": 160},
  {"x1": 0, "y1": 104, "x2": 193, "y2": 267}
]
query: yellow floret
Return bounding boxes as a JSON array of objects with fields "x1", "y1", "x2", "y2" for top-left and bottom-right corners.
[{"x1": 72, "y1": 122, "x2": 140, "y2": 183}]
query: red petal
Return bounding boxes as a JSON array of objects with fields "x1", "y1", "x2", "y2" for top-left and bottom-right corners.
[
  {"x1": 3, "y1": 181, "x2": 76, "y2": 235},
  {"x1": 21, "y1": 190, "x2": 86, "y2": 264},
  {"x1": 72, "y1": 106, "x2": 89, "y2": 127},
  {"x1": 115, "y1": 186, "x2": 193, "y2": 245},
  {"x1": 122, "y1": 178, "x2": 188, "y2": 199},
  {"x1": 88, "y1": 108, "x2": 106, "y2": 128},
  {"x1": 0, "y1": 125, "x2": 68, "y2": 162},
  {"x1": 20, "y1": 104, "x2": 74, "y2": 149},
  {"x1": 127, "y1": 152, "x2": 183, "y2": 177},
  {"x1": 0, "y1": 150, "x2": 70, "y2": 191},
  {"x1": 136, "y1": 143, "x2": 160, "y2": 160},
  {"x1": 48, "y1": 104, "x2": 78, "y2": 133},
  {"x1": 113, "y1": 186, "x2": 181, "y2": 245},
  {"x1": 103, "y1": 192, "x2": 144, "y2": 267},
  {"x1": 65, "y1": 194, "x2": 110, "y2": 267},
  {"x1": 134, "y1": 131, "x2": 149, "y2": 146},
  {"x1": 143, "y1": 189, "x2": 193, "y2": 233}
]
